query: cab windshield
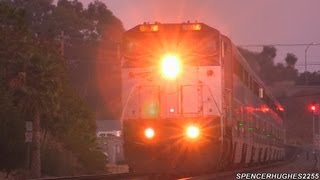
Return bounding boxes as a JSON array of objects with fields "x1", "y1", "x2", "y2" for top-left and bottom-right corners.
[{"x1": 122, "y1": 32, "x2": 220, "y2": 67}]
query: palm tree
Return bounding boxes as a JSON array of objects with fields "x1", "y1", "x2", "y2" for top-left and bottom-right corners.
[
  {"x1": 18, "y1": 53, "x2": 63, "y2": 178},
  {"x1": 1, "y1": 2, "x2": 63, "y2": 177}
]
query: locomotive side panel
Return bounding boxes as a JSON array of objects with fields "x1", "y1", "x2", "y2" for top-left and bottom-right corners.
[{"x1": 226, "y1": 42, "x2": 285, "y2": 166}]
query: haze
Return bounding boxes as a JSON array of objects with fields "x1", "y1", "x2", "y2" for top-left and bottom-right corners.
[{"x1": 80, "y1": 0, "x2": 320, "y2": 72}]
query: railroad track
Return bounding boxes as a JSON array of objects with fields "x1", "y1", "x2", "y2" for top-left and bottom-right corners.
[
  {"x1": 178, "y1": 146, "x2": 302, "y2": 180},
  {"x1": 32, "y1": 160, "x2": 295, "y2": 180},
  {"x1": 33, "y1": 147, "x2": 300, "y2": 180},
  {"x1": 177, "y1": 160, "x2": 290, "y2": 180},
  {"x1": 32, "y1": 173, "x2": 149, "y2": 180}
]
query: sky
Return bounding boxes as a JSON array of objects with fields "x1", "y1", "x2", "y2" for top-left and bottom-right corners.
[{"x1": 80, "y1": 0, "x2": 320, "y2": 72}]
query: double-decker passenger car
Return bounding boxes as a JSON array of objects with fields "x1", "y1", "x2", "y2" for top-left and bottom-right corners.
[{"x1": 120, "y1": 22, "x2": 285, "y2": 174}]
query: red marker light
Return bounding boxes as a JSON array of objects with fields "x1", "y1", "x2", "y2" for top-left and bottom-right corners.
[
  {"x1": 207, "y1": 70, "x2": 214, "y2": 76},
  {"x1": 278, "y1": 106, "x2": 284, "y2": 111},
  {"x1": 309, "y1": 103, "x2": 319, "y2": 113}
]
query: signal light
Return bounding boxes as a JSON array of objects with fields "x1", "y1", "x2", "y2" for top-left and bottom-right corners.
[{"x1": 309, "y1": 102, "x2": 319, "y2": 113}]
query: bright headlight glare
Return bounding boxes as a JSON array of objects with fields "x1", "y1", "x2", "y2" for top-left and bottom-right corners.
[
  {"x1": 186, "y1": 125, "x2": 200, "y2": 139},
  {"x1": 144, "y1": 128, "x2": 155, "y2": 139},
  {"x1": 161, "y1": 54, "x2": 181, "y2": 79}
]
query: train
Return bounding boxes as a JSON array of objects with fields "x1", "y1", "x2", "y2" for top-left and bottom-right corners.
[{"x1": 120, "y1": 22, "x2": 285, "y2": 174}]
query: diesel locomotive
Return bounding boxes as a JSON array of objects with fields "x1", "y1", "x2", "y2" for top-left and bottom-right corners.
[{"x1": 120, "y1": 22, "x2": 285, "y2": 174}]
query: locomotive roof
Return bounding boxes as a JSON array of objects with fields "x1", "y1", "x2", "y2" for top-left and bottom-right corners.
[{"x1": 125, "y1": 22, "x2": 220, "y2": 34}]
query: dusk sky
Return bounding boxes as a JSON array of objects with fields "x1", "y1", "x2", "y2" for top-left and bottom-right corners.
[{"x1": 80, "y1": 0, "x2": 320, "y2": 72}]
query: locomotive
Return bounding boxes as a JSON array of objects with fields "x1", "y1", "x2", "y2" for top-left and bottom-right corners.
[{"x1": 120, "y1": 22, "x2": 285, "y2": 174}]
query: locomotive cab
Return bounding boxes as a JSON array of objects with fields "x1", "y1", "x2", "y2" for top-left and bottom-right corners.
[{"x1": 121, "y1": 23, "x2": 225, "y2": 173}]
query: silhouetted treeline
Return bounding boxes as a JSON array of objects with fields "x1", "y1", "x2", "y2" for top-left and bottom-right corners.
[
  {"x1": 238, "y1": 46, "x2": 299, "y2": 85},
  {"x1": 239, "y1": 46, "x2": 320, "y2": 86},
  {"x1": 0, "y1": 0, "x2": 124, "y2": 178}
]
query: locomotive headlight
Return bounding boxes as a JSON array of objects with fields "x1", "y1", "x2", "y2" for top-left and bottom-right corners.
[
  {"x1": 144, "y1": 128, "x2": 155, "y2": 139},
  {"x1": 186, "y1": 125, "x2": 200, "y2": 139},
  {"x1": 161, "y1": 54, "x2": 181, "y2": 79}
]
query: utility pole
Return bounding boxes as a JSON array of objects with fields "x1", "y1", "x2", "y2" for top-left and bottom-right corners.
[{"x1": 304, "y1": 42, "x2": 319, "y2": 85}]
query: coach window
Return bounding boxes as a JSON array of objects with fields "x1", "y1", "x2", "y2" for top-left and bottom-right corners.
[
  {"x1": 259, "y1": 87, "x2": 264, "y2": 99},
  {"x1": 233, "y1": 58, "x2": 241, "y2": 78},
  {"x1": 222, "y1": 42, "x2": 227, "y2": 58},
  {"x1": 233, "y1": 102, "x2": 240, "y2": 137},
  {"x1": 252, "y1": 80, "x2": 258, "y2": 96},
  {"x1": 242, "y1": 108, "x2": 246, "y2": 137},
  {"x1": 272, "y1": 126, "x2": 276, "y2": 143},
  {"x1": 236, "y1": 121, "x2": 240, "y2": 137},
  {"x1": 233, "y1": 57, "x2": 237, "y2": 74},
  {"x1": 250, "y1": 114, "x2": 254, "y2": 138},
  {"x1": 257, "y1": 119, "x2": 261, "y2": 143},
  {"x1": 244, "y1": 70, "x2": 249, "y2": 87},
  {"x1": 253, "y1": 116, "x2": 257, "y2": 140},
  {"x1": 265, "y1": 95, "x2": 271, "y2": 107},
  {"x1": 263, "y1": 94, "x2": 268, "y2": 106},
  {"x1": 239, "y1": 64, "x2": 244, "y2": 82},
  {"x1": 279, "y1": 109, "x2": 284, "y2": 119},
  {"x1": 271, "y1": 102, "x2": 277, "y2": 114}
]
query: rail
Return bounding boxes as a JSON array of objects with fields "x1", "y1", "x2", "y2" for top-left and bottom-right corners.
[
  {"x1": 178, "y1": 145, "x2": 302, "y2": 180},
  {"x1": 31, "y1": 173, "x2": 148, "y2": 180}
]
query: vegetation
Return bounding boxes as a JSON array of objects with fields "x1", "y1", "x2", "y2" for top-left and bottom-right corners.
[
  {"x1": 1, "y1": 0, "x2": 319, "y2": 177},
  {"x1": 238, "y1": 46, "x2": 299, "y2": 85},
  {"x1": 239, "y1": 46, "x2": 320, "y2": 86},
  {"x1": 0, "y1": 0, "x2": 124, "y2": 178}
]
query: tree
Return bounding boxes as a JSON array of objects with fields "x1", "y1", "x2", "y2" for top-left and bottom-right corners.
[
  {"x1": 285, "y1": 53, "x2": 298, "y2": 68},
  {"x1": 238, "y1": 47, "x2": 261, "y2": 75},
  {"x1": 0, "y1": 83, "x2": 25, "y2": 177},
  {"x1": 20, "y1": 53, "x2": 63, "y2": 178},
  {"x1": 1, "y1": 2, "x2": 63, "y2": 177},
  {"x1": 0, "y1": 2, "x2": 55, "y2": 178},
  {"x1": 239, "y1": 46, "x2": 300, "y2": 84},
  {"x1": 1, "y1": 0, "x2": 121, "y2": 177},
  {"x1": 258, "y1": 46, "x2": 277, "y2": 83}
]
